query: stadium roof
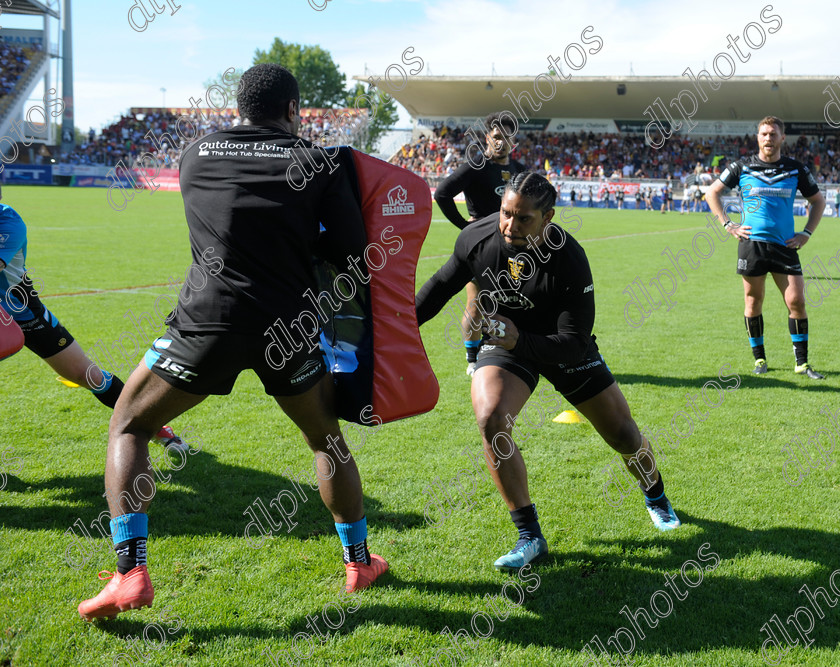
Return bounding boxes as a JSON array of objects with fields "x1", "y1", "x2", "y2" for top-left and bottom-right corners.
[
  {"x1": 355, "y1": 75, "x2": 838, "y2": 127},
  {"x1": 5, "y1": 0, "x2": 59, "y2": 18}
]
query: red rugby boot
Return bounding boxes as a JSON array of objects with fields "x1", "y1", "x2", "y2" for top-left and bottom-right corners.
[
  {"x1": 78, "y1": 566, "x2": 154, "y2": 620},
  {"x1": 344, "y1": 553, "x2": 389, "y2": 593}
]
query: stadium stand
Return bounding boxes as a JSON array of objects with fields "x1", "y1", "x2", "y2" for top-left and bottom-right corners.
[
  {"x1": 54, "y1": 108, "x2": 840, "y2": 217},
  {"x1": 389, "y1": 126, "x2": 840, "y2": 187},
  {"x1": 51, "y1": 107, "x2": 840, "y2": 202},
  {"x1": 0, "y1": 44, "x2": 37, "y2": 96},
  {"x1": 59, "y1": 107, "x2": 367, "y2": 169},
  {"x1": 61, "y1": 111, "x2": 228, "y2": 169},
  {"x1": 45, "y1": 98, "x2": 840, "y2": 210},
  {"x1": 0, "y1": 43, "x2": 45, "y2": 123}
]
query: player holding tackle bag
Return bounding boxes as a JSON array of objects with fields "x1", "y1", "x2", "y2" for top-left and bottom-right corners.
[{"x1": 78, "y1": 63, "x2": 437, "y2": 619}]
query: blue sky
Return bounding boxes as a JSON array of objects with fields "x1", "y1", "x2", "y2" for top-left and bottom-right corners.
[{"x1": 4, "y1": 0, "x2": 839, "y2": 132}]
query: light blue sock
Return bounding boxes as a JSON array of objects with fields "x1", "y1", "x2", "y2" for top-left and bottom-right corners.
[
  {"x1": 335, "y1": 516, "x2": 369, "y2": 564},
  {"x1": 335, "y1": 516, "x2": 367, "y2": 546},
  {"x1": 110, "y1": 512, "x2": 148, "y2": 545}
]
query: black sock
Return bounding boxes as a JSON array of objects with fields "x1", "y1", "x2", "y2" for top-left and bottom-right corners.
[
  {"x1": 342, "y1": 539, "x2": 371, "y2": 565},
  {"x1": 91, "y1": 373, "x2": 124, "y2": 409},
  {"x1": 789, "y1": 317, "x2": 808, "y2": 365},
  {"x1": 510, "y1": 503, "x2": 543, "y2": 544},
  {"x1": 115, "y1": 536, "x2": 147, "y2": 574},
  {"x1": 642, "y1": 471, "x2": 665, "y2": 501},
  {"x1": 465, "y1": 340, "x2": 480, "y2": 363},
  {"x1": 745, "y1": 315, "x2": 765, "y2": 360}
]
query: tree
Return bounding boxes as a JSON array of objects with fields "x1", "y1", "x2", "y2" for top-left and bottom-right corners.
[
  {"x1": 201, "y1": 42, "x2": 399, "y2": 153},
  {"x1": 203, "y1": 68, "x2": 243, "y2": 108},
  {"x1": 253, "y1": 39, "x2": 345, "y2": 108},
  {"x1": 343, "y1": 82, "x2": 399, "y2": 153}
]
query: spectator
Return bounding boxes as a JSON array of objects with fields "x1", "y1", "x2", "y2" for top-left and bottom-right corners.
[
  {"x1": 52, "y1": 110, "x2": 840, "y2": 190},
  {"x1": 0, "y1": 43, "x2": 36, "y2": 97}
]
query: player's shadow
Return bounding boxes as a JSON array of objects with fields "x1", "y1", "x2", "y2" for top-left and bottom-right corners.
[
  {"x1": 222, "y1": 511, "x2": 840, "y2": 660},
  {"x1": 0, "y1": 474, "x2": 27, "y2": 493},
  {"x1": 479, "y1": 510, "x2": 840, "y2": 658},
  {"x1": 614, "y1": 372, "x2": 838, "y2": 392},
  {"x1": 0, "y1": 450, "x2": 425, "y2": 540},
  {"x1": 87, "y1": 513, "x2": 840, "y2": 662}
]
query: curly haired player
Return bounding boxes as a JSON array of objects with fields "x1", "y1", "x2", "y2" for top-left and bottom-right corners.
[
  {"x1": 417, "y1": 172, "x2": 680, "y2": 571},
  {"x1": 433, "y1": 112, "x2": 525, "y2": 375}
]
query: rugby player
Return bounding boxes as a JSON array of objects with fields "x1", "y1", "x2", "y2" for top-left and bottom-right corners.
[
  {"x1": 434, "y1": 112, "x2": 525, "y2": 375},
  {"x1": 692, "y1": 185, "x2": 703, "y2": 213},
  {"x1": 706, "y1": 116, "x2": 826, "y2": 379},
  {"x1": 78, "y1": 64, "x2": 388, "y2": 620},
  {"x1": 681, "y1": 186, "x2": 691, "y2": 214},
  {"x1": 416, "y1": 172, "x2": 680, "y2": 571},
  {"x1": 0, "y1": 203, "x2": 185, "y2": 449}
]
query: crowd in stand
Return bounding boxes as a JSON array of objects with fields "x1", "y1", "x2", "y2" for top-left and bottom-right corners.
[
  {"x1": 55, "y1": 107, "x2": 840, "y2": 185},
  {"x1": 389, "y1": 126, "x2": 840, "y2": 186},
  {"x1": 389, "y1": 126, "x2": 467, "y2": 179},
  {"x1": 58, "y1": 108, "x2": 365, "y2": 168},
  {"x1": 0, "y1": 43, "x2": 41, "y2": 97},
  {"x1": 61, "y1": 110, "x2": 239, "y2": 169},
  {"x1": 300, "y1": 109, "x2": 368, "y2": 146}
]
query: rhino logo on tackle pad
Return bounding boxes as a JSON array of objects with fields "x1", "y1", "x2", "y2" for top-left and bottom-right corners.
[{"x1": 382, "y1": 185, "x2": 415, "y2": 216}]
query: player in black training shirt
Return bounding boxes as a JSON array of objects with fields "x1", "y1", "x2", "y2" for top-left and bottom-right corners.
[
  {"x1": 434, "y1": 112, "x2": 525, "y2": 375},
  {"x1": 417, "y1": 173, "x2": 680, "y2": 571},
  {"x1": 706, "y1": 116, "x2": 826, "y2": 379},
  {"x1": 79, "y1": 65, "x2": 388, "y2": 621}
]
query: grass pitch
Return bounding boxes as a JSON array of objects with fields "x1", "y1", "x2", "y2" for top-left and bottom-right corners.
[{"x1": 2, "y1": 186, "x2": 840, "y2": 666}]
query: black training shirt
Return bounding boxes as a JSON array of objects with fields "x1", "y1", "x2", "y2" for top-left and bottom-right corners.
[
  {"x1": 415, "y1": 215, "x2": 595, "y2": 365},
  {"x1": 434, "y1": 158, "x2": 525, "y2": 229},
  {"x1": 172, "y1": 125, "x2": 366, "y2": 334}
]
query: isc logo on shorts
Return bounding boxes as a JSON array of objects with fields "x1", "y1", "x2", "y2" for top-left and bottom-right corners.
[
  {"x1": 738, "y1": 259, "x2": 748, "y2": 270},
  {"x1": 158, "y1": 357, "x2": 198, "y2": 382}
]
